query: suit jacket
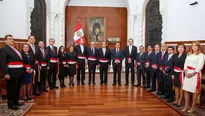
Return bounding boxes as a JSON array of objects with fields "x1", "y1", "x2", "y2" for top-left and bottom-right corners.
[
  {"x1": 37, "y1": 48, "x2": 50, "y2": 68},
  {"x1": 28, "y1": 43, "x2": 40, "y2": 61},
  {"x1": 144, "y1": 51, "x2": 152, "y2": 71},
  {"x1": 98, "y1": 48, "x2": 111, "y2": 65},
  {"x1": 149, "y1": 52, "x2": 160, "y2": 71},
  {"x1": 46, "y1": 46, "x2": 58, "y2": 61},
  {"x1": 163, "y1": 54, "x2": 174, "y2": 75},
  {"x1": 86, "y1": 47, "x2": 98, "y2": 63},
  {"x1": 21, "y1": 52, "x2": 35, "y2": 71},
  {"x1": 136, "y1": 52, "x2": 146, "y2": 70},
  {"x1": 111, "y1": 48, "x2": 124, "y2": 65},
  {"x1": 75, "y1": 45, "x2": 87, "y2": 61},
  {"x1": 0, "y1": 45, "x2": 24, "y2": 78},
  {"x1": 124, "y1": 45, "x2": 137, "y2": 63},
  {"x1": 158, "y1": 51, "x2": 168, "y2": 68}
]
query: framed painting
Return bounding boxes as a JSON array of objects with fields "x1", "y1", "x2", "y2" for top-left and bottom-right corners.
[{"x1": 88, "y1": 17, "x2": 106, "y2": 43}]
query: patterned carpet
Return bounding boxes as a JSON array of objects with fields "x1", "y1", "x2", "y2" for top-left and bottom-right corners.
[
  {"x1": 145, "y1": 88, "x2": 205, "y2": 116},
  {"x1": 0, "y1": 102, "x2": 34, "y2": 116}
]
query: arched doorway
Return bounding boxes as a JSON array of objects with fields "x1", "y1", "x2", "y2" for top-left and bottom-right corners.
[
  {"x1": 145, "y1": 0, "x2": 162, "y2": 48},
  {"x1": 30, "y1": 0, "x2": 46, "y2": 44}
]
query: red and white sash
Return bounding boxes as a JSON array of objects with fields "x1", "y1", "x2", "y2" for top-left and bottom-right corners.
[
  {"x1": 7, "y1": 62, "x2": 23, "y2": 68},
  {"x1": 88, "y1": 56, "x2": 97, "y2": 61},
  {"x1": 68, "y1": 60, "x2": 77, "y2": 64},
  {"x1": 24, "y1": 64, "x2": 31, "y2": 70},
  {"x1": 99, "y1": 58, "x2": 109, "y2": 63},
  {"x1": 187, "y1": 66, "x2": 201, "y2": 95},
  {"x1": 62, "y1": 60, "x2": 67, "y2": 64},
  {"x1": 115, "y1": 58, "x2": 121, "y2": 63},
  {"x1": 146, "y1": 61, "x2": 150, "y2": 66},
  {"x1": 137, "y1": 62, "x2": 141, "y2": 65},
  {"x1": 50, "y1": 58, "x2": 57, "y2": 63},
  {"x1": 128, "y1": 57, "x2": 131, "y2": 61},
  {"x1": 78, "y1": 55, "x2": 86, "y2": 60},
  {"x1": 41, "y1": 62, "x2": 47, "y2": 66},
  {"x1": 164, "y1": 66, "x2": 169, "y2": 70},
  {"x1": 174, "y1": 66, "x2": 184, "y2": 86}
]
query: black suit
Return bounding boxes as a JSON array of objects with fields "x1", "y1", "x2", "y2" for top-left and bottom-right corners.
[
  {"x1": 111, "y1": 48, "x2": 124, "y2": 85},
  {"x1": 75, "y1": 45, "x2": 87, "y2": 84},
  {"x1": 124, "y1": 45, "x2": 137, "y2": 85},
  {"x1": 136, "y1": 52, "x2": 146, "y2": 86},
  {"x1": 150, "y1": 52, "x2": 160, "y2": 91},
  {"x1": 36, "y1": 48, "x2": 50, "y2": 91},
  {"x1": 144, "y1": 52, "x2": 152, "y2": 88},
  {"x1": 47, "y1": 46, "x2": 58, "y2": 89},
  {"x1": 158, "y1": 51, "x2": 168, "y2": 94},
  {"x1": 28, "y1": 43, "x2": 41, "y2": 93},
  {"x1": 0, "y1": 45, "x2": 24, "y2": 108},
  {"x1": 87, "y1": 47, "x2": 98, "y2": 84},
  {"x1": 163, "y1": 54, "x2": 174, "y2": 99},
  {"x1": 98, "y1": 48, "x2": 111, "y2": 84}
]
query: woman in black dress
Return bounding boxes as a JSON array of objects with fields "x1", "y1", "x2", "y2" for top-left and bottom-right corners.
[
  {"x1": 58, "y1": 46, "x2": 68, "y2": 88},
  {"x1": 67, "y1": 45, "x2": 77, "y2": 86},
  {"x1": 172, "y1": 43, "x2": 187, "y2": 106},
  {"x1": 21, "y1": 43, "x2": 35, "y2": 101}
]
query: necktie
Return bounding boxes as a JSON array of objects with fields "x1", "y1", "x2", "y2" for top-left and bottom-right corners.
[
  {"x1": 12, "y1": 47, "x2": 22, "y2": 60},
  {"x1": 32, "y1": 44, "x2": 35, "y2": 54},
  {"x1": 41, "y1": 49, "x2": 45, "y2": 58},
  {"x1": 92, "y1": 48, "x2": 95, "y2": 55},
  {"x1": 129, "y1": 46, "x2": 132, "y2": 54},
  {"x1": 148, "y1": 52, "x2": 150, "y2": 56},
  {"x1": 116, "y1": 49, "x2": 118, "y2": 55},
  {"x1": 52, "y1": 47, "x2": 55, "y2": 55},
  {"x1": 161, "y1": 51, "x2": 164, "y2": 60}
]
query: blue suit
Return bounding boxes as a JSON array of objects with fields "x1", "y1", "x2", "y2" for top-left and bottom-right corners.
[
  {"x1": 111, "y1": 48, "x2": 124, "y2": 85},
  {"x1": 144, "y1": 51, "x2": 152, "y2": 88}
]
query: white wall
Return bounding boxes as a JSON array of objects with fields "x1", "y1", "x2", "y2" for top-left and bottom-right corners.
[
  {"x1": 166, "y1": 0, "x2": 205, "y2": 42},
  {"x1": 68, "y1": 0, "x2": 127, "y2": 7},
  {"x1": 0, "y1": 0, "x2": 32, "y2": 39}
]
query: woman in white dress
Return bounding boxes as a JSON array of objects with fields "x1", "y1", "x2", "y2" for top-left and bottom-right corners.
[{"x1": 182, "y1": 41, "x2": 205, "y2": 113}]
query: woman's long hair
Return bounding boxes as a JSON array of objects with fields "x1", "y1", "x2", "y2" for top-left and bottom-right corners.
[
  {"x1": 58, "y1": 46, "x2": 65, "y2": 56},
  {"x1": 188, "y1": 41, "x2": 201, "y2": 55}
]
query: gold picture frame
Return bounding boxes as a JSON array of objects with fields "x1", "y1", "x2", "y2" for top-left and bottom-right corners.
[{"x1": 88, "y1": 17, "x2": 106, "y2": 44}]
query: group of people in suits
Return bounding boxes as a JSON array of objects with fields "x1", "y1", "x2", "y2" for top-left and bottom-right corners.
[{"x1": 1, "y1": 35, "x2": 205, "y2": 113}]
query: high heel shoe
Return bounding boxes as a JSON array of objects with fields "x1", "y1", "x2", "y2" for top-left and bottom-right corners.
[{"x1": 187, "y1": 107, "x2": 196, "y2": 113}]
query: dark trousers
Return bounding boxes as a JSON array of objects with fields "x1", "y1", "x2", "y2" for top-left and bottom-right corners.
[
  {"x1": 77, "y1": 60, "x2": 85, "y2": 83},
  {"x1": 151, "y1": 70, "x2": 158, "y2": 90},
  {"x1": 48, "y1": 63, "x2": 57, "y2": 88},
  {"x1": 158, "y1": 70, "x2": 164, "y2": 94},
  {"x1": 113, "y1": 63, "x2": 121, "y2": 84},
  {"x1": 6, "y1": 76, "x2": 22, "y2": 107},
  {"x1": 40, "y1": 67, "x2": 47, "y2": 90},
  {"x1": 166, "y1": 74, "x2": 174, "y2": 98},
  {"x1": 100, "y1": 63, "x2": 108, "y2": 84},
  {"x1": 137, "y1": 68, "x2": 145, "y2": 86},
  {"x1": 125, "y1": 62, "x2": 135, "y2": 84},
  {"x1": 33, "y1": 64, "x2": 40, "y2": 93},
  {"x1": 146, "y1": 69, "x2": 151, "y2": 87},
  {"x1": 88, "y1": 61, "x2": 96, "y2": 83}
]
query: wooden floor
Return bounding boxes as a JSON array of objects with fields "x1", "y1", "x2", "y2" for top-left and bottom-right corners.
[{"x1": 26, "y1": 74, "x2": 181, "y2": 116}]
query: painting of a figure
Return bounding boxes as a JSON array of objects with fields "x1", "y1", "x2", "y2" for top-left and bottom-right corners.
[{"x1": 88, "y1": 17, "x2": 105, "y2": 43}]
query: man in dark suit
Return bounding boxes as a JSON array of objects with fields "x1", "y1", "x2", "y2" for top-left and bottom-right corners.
[
  {"x1": 144, "y1": 45, "x2": 153, "y2": 89},
  {"x1": 28, "y1": 36, "x2": 41, "y2": 96},
  {"x1": 87, "y1": 42, "x2": 98, "y2": 85},
  {"x1": 37, "y1": 41, "x2": 49, "y2": 92},
  {"x1": 135, "y1": 46, "x2": 146, "y2": 87},
  {"x1": 47, "y1": 38, "x2": 58, "y2": 90},
  {"x1": 157, "y1": 43, "x2": 168, "y2": 95},
  {"x1": 124, "y1": 38, "x2": 137, "y2": 86},
  {"x1": 0, "y1": 35, "x2": 24, "y2": 110},
  {"x1": 97, "y1": 42, "x2": 111, "y2": 85},
  {"x1": 149, "y1": 44, "x2": 160, "y2": 92},
  {"x1": 162, "y1": 46, "x2": 174, "y2": 102},
  {"x1": 76, "y1": 38, "x2": 87, "y2": 85},
  {"x1": 111, "y1": 43, "x2": 124, "y2": 86}
]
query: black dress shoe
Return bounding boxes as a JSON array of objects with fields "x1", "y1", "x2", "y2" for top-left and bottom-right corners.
[
  {"x1": 145, "y1": 86, "x2": 150, "y2": 88},
  {"x1": 88, "y1": 83, "x2": 91, "y2": 85},
  {"x1": 77, "y1": 82, "x2": 80, "y2": 85},
  {"x1": 16, "y1": 102, "x2": 25, "y2": 106},
  {"x1": 135, "y1": 84, "x2": 141, "y2": 87},
  {"x1": 34, "y1": 93, "x2": 41, "y2": 96},
  {"x1": 27, "y1": 98, "x2": 33, "y2": 100},
  {"x1": 124, "y1": 83, "x2": 128, "y2": 86},
  {"x1": 43, "y1": 89, "x2": 48, "y2": 92},
  {"x1": 157, "y1": 92, "x2": 162, "y2": 95},
  {"x1": 100, "y1": 83, "x2": 103, "y2": 85},
  {"x1": 9, "y1": 106, "x2": 19, "y2": 110},
  {"x1": 190, "y1": 1, "x2": 198, "y2": 5},
  {"x1": 81, "y1": 82, "x2": 85, "y2": 85},
  {"x1": 104, "y1": 83, "x2": 107, "y2": 85},
  {"x1": 160, "y1": 95, "x2": 169, "y2": 99},
  {"x1": 54, "y1": 86, "x2": 59, "y2": 89},
  {"x1": 166, "y1": 98, "x2": 174, "y2": 102},
  {"x1": 93, "y1": 82, "x2": 96, "y2": 84},
  {"x1": 148, "y1": 89, "x2": 156, "y2": 92},
  {"x1": 112, "y1": 83, "x2": 116, "y2": 86},
  {"x1": 118, "y1": 83, "x2": 121, "y2": 86}
]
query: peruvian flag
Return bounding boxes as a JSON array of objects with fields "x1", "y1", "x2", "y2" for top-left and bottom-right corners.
[{"x1": 73, "y1": 21, "x2": 86, "y2": 44}]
